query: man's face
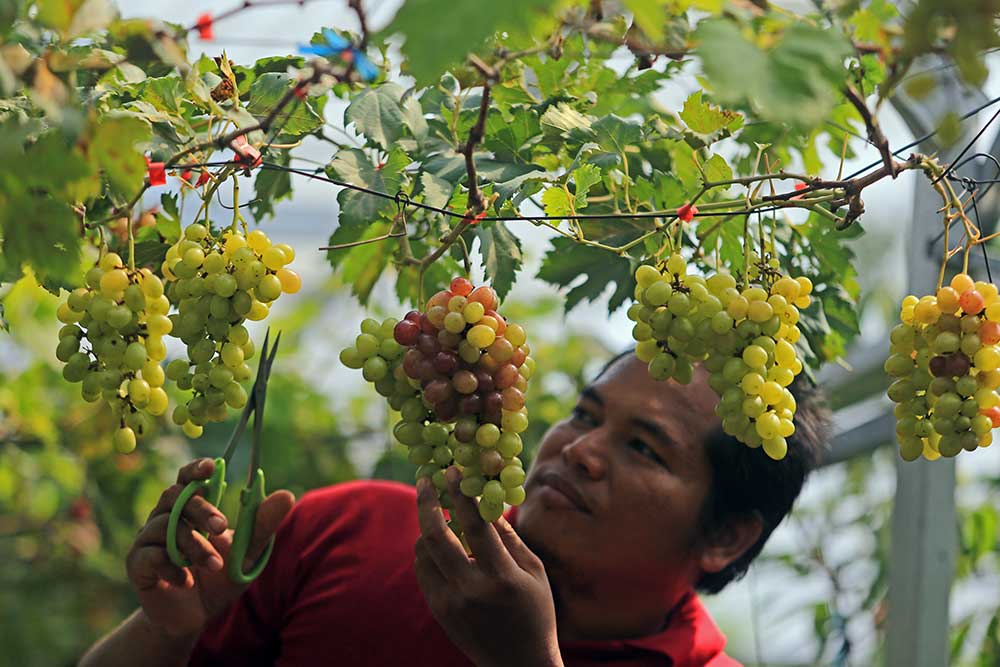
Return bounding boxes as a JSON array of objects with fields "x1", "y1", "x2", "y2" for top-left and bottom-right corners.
[{"x1": 517, "y1": 354, "x2": 721, "y2": 593}]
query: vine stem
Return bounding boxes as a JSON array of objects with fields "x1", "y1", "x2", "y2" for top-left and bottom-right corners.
[
  {"x1": 231, "y1": 173, "x2": 240, "y2": 232},
  {"x1": 127, "y1": 213, "x2": 135, "y2": 272}
]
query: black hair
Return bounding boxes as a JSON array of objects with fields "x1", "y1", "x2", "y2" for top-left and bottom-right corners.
[
  {"x1": 694, "y1": 377, "x2": 829, "y2": 593},
  {"x1": 594, "y1": 349, "x2": 830, "y2": 595}
]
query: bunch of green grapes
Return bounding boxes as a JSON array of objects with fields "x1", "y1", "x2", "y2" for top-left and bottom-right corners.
[
  {"x1": 706, "y1": 274, "x2": 811, "y2": 460},
  {"x1": 162, "y1": 224, "x2": 301, "y2": 437},
  {"x1": 628, "y1": 253, "x2": 710, "y2": 384},
  {"x1": 56, "y1": 254, "x2": 170, "y2": 453},
  {"x1": 886, "y1": 273, "x2": 1000, "y2": 461},
  {"x1": 629, "y1": 253, "x2": 813, "y2": 460},
  {"x1": 341, "y1": 278, "x2": 533, "y2": 524}
]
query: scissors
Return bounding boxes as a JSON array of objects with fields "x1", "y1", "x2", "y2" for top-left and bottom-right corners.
[{"x1": 167, "y1": 329, "x2": 281, "y2": 584}]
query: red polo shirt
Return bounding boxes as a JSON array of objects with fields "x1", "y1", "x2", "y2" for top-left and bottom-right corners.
[{"x1": 190, "y1": 480, "x2": 741, "y2": 667}]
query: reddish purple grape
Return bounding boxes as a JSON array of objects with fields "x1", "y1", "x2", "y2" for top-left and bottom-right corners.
[
  {"x1": 929, "y1": 355, "x2": 949, "y2": 378},
  {"x1": 483, "y1": 391, "x2": 503, "y2": 414},
  {"x1": 437, "y1": 330, "x2": 461, "y2": 349},
  {"x1": 483, "y1": 408, "x2": 502, "y2": 426},
  {"x1": 419, "y1": 313, "x2": 436, "y2": 335},
  {"x1": 480, "y1": 449, "x2": 504, "y2": 476},
  {"x1": 458, "y1": 394, "x2": 483, "y2": 415},
  {"x1": 394, "y1": 319, "x2": 420, "y2": 346},
  {"x1": 488, "y1": 337, "x2": 514, "y2": 362},
  {"x1": 434, "y1": 398, "x2": 458, "y2": 421},
  {"x1": 946, "y1": 353, "x2": 971, "y2": 377},
  {"x1": 454, "y1": 417, "x2": 478, "y2": 443},
  {"x1": 501, "y1": 386, "x2": 525, "y2": 411},
  {"x1": 510, "y1": 346, "x2": 527, "y2": 368},
  {"x1": 424, "y1": 378, "x2": 453, "y2": 404},
  {"x1": 417, "y1": 333, "x2": 439, "y2": 357},
  {"x1": 404, "y1": 310, "x2": 421, "y2": 323},
  {"x1": 433, "y1": 350, "x2": 459, "y2": 375},
  {"x1": 453, "y1": 369, "x2": 478, "y2": 394},
  {"x1": 474, "y1": 370, "x2": 494, "y2": 393},
  {"x1": 402, "y1": 348, "x2": 422, "y2": 379},
  {"x1": 494, "y1": 364, "x2": 519, "y2": 389},
  {"x1": 417, "y1": 359, "x2": 437, "y2": 382}
]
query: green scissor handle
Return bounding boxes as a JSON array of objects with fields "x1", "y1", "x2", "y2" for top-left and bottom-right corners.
[
  {"x1": 167, "y1": 457, "x2": 228, "y2": 569},
  {"x1": 227, "y1": 467, "x2": 274, "y2": 584},
  {"x1": 165, "y1": 458, "x2": 275, "y2": 584}
]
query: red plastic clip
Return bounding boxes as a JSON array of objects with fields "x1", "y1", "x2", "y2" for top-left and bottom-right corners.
[
  {"x1": 179, "y1": 169, "x2": 193, "y2": 184},
  {"x1": 463, "y1": 210, "x2": 488, "y2": 226},
  {"x1": 230, "y1": 135, "x2": 262, "y2": 171},
  {"x1": 293, "y1": 81, "x2": 309, "y2": 100},
  {"x1": 196, "y1": 169, "x2": 211, "y2": 186},
  {"x1": 790, "y1": 182, "x2": 809, "y2": 201},
  {"x1": 145, "y1": 156, "x2": 166, "y2": 187},
  {"x1": 676, "y1": 203, "x2": 698, "y2": 222},
  {"x1": 195, "y1": 13, "x2": 214, "y2": 40}
]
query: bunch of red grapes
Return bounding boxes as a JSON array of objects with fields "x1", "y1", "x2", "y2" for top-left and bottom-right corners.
[{"x1": 343, "y1": 277, "x2": 534, "y2": 523}]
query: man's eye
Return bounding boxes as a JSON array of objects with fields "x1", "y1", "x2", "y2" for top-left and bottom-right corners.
[
  {"x1": 571, "y1": 406, "x2": 597, "y2": 426},
  {"x1": 630, "y1": 439, "x2": 666, "y2": 467}
]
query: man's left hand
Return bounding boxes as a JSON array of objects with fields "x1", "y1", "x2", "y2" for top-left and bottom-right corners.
[{"x1": 414, "y1": 467, "x2": 563, "y2": 667}]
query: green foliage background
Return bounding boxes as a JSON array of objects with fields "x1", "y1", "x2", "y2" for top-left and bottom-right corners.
[{"x1": 3, "y1": 0, "x2": 1000, "y2": 665}]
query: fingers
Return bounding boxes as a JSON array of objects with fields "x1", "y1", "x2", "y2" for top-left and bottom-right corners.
[
  {"x1": 413, "y1": 535, "x2": 448, "y2": 600},
  {"x1": 147, "y1": 486, "x2": 227, "y2": 534},
  {"x1": 145, "y1": 459, "x2": 219, "y2": 523},
  {"x1": 494, "y1": 516, "x2": 544, "y2": 575},
  {"x1": 245, "y1": 490, "x2": 296, "y2": 563},
  {"x1": 128, "y1": 546, "x2": 193, "y2": 591},
  {"x1": 415, "y1": 477, "x2": 472, "y2": 578},
  {"x1": 177, "y1": 458, "x2": 216, "y2": 485},
  {"x1": 135, "y1": 514, "x2": 225, "y2": 571},
  {"x1": 442, "y1": 468, "x2": 509, "y2": 574}
]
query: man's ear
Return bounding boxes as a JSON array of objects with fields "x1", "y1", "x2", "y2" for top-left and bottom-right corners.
[{"x1": 698, "y1": 513, "x2": 763, "y2": 575}]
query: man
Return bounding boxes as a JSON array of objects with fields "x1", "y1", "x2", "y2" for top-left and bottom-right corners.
[{"x1": 80, "y1": 352, "x2": 828, "y2": 667}]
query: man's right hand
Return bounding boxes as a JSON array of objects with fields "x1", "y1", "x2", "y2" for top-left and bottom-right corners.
[{"x1": 125, "y1": 458, "x2": 296, "y2": 639}]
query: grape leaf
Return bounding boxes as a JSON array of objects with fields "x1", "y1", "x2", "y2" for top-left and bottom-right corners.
[
  {"x1": 345, "y1": 83, "x2": 408, "y2": 150},
  {"x1": 573, "y1": 164, "x2": 603, "y2": 208},
  {"x1": 679, "y1": 90, "x2": 741, "y2": 135},
  {"x1": 591, "y1": 115, "x2": 642, "y2": 154},
  {"x1": 540, "y1": 103, "x2": 593, "y2": 135},
  {"x1": 541, "y1": 186, "x2": 574, "y2": 217},
  {"x1": 538, "y1": 237, "x2": 634, "y2": 313},
  {"x1": 0, "y1": 191, "x2": 80, "y2": 286},
  {"x1": 339, "y1": 221, "x2": 392, "y2": 304},
  {"x1": 87, "y1": 115, "x2": 149, "y2": 196},
  {"x1": 252, "y1": 150, "x2": 292, "y2": 220},
  {"x1": 696, "y1": 20, "x2": 852, "y2": 127},
  {"x1": 133, "y1": 240, "x2": 168, "y2": 268},
  {"x1": 246, "y1": 73, "x2": 323, "y2": 137},
  {"x1": 475, "y1": 221, "x2": 522, "y2": 300},
  {"x1": 702, "y1": 153, "x2": 732, "y2": 184},
  {"x1": 386, "y1": 0, "x2": 551, "y2": 86},
  {"x1": 326, "y1": 147, "x2": 412, "y2": 230},
  {"x1": 623, "y1": 0, "x2": 667, "y2": 42}
]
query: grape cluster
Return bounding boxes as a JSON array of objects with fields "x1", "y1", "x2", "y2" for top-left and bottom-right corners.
[
  {"x1": 629, "y1": 253, "x2": 812, "y2": 460},
  {"x1": 162, "y1": 225, "x2": 301, "y2": 438},
  {"x1": 56, "y1": 253, "x2": 171, "y2": 453},
  {"x1": 341, "y1": 278, "x2": 533, "y2": 523},
  {"x1": 887, "y1": 273, "x2": 1000, "y2": 461}
]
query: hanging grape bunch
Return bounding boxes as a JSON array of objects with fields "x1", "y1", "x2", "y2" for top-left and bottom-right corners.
[
  {"x1": 341, "y1": 277, "x2": 534, "y2": 524},
  {"x1": 629, "y1": 252, "x2": 812, "y2": 461},
  {"x1": 162, "y1": 224, "x2": 301, "y2": 438},
  {"x1": 886, "y1": 273, "x2": 1000, "y2": 461},
  {"x1": 55, "y1": 253, "x2": 171, "y2": 453}
]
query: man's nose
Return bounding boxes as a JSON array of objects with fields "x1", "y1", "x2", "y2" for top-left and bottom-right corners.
[{"x1": 561, "y1": 428, "x2": 609, "y2": 480}]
